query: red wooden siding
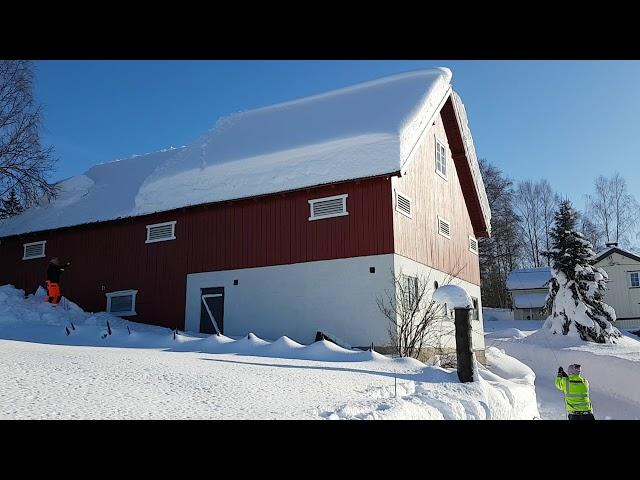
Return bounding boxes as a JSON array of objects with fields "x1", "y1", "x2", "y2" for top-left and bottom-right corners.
[
  {"x1": 392, "y1": 109, "x2": 482, "y2": 286},
  {"x1": 0, "y1": 177, "x2": 394, "y2": 329}
]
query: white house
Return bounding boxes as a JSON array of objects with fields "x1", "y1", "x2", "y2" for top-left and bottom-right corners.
[{"x1": 593, "y1": 243, "x2": 640, "y2": 329}]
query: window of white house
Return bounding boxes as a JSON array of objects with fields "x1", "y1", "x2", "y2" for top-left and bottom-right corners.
[
  {"x1": 629, "y1": 272, "x2": 640, "y2": 288},
  {"x1": 395, "y1": 190, "x2": 412, "y2": 218},
  {"x1": 469, "y1": 236, "x2": 479, "y2": 254},
  {"x1": 146, "y1": 221, "x2": 176, "y2": 243},
  {"x1": 22, "y1": 241, "x2": 46, "y2": 260},
  {"x1": 106, "y1": 290, "x2": 138, "y2": 316},
  {"x1": 435, "y1": 138, "x2": 447, "y2": 179},
  {"x1": 308, "y1": 194, "x2": 348, "y2": 221},
  {"x1": 438, "y1": 216, "x2": 451, "y2": 239}
]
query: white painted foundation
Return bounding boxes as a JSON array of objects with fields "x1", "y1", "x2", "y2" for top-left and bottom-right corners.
[
  {"x1": 185, "y1": 255, "x2": 395, "y2": 347},
  {"x1": 185, "y1": 254, "x2": 485, "y2": 352}
]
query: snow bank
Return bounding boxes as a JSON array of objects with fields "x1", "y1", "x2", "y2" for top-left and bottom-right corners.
[
  {"x1": 1, "y1": 285, "x2": 540, "y2": 419},
  {"x1": 320, "y1": 347, "x2": 539, "y2": 420},
  {"x1": 483, "y1": 307, "x2": 513, "y2": 322},
  {"x1": 484, "y1": 320, "x2": 640, "y2": 419}
]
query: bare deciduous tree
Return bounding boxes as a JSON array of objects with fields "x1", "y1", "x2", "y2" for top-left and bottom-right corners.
[
  {"x1": 377, "y1": 269, "x2": 464, "y2": 361},
  {"x1": 0, "y1": 60, "x2": 57, "y2": 208},
  {"x1": 585, "y1": 173, "x2": 639, "y2": 248},
  {"x1": 514, "y1": 180, "x2": 544, "y2": 267}
]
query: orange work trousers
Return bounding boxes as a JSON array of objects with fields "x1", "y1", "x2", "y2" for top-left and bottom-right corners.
[{"x1": 46, "y1": 281, "x2": 61, "y2": 304}]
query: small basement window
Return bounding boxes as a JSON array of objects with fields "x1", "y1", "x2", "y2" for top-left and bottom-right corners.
[
  {"x1": 438, "y1": 216, "x2": 451, "y2": 239},
  {"x1": 629, "y1": 272, "x2": 640, "y2": 288},
  {"x1": 23, "y1": 241, "x2": 46, "y2": 260},
  {"x1": 395, "y1": 190, "x2": 412, "y2": 218},
  {"x1": 435, "y1": 137, "x2": 447, "y2": 179},
  {"x1": 106, "y1": 290, "x2": 138, "y2": 316},
  {"x1": 471, "y1": 297, "x2": 479, "y2": 321},
  {"x1": 308, "y1": 194, "x2": 348, "y2": 221},
  {"x1": 146, "y1": 221, "x2": 176, "y2": 243},
  {"x1": 469, "y1": 236, "x2": 479, "y2": 254}
]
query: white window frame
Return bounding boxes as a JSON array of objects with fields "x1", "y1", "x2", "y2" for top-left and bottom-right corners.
[
  {"x1": 308, "y1": 194, "x2": 349, "y2": 221},
  {"x1": 395, "y1": 190, "x2": 412, "y2": 219},
  {"x1": 435, "y1": 136, "x2": 448, "y2": 180},
  {"x1": 469, "y1": 235, "x2": 479, "y2": 255},
  {"x1": 105, "y1": 290, "x2": 138, "y2": 316},
  {"x1": 471, "y1": 297, "x2": 479, "y2": 321},
  {"x1": 629, "y1": 271, "x2": 640, "y2": 288},
  {"x1": 22, "y1": 240, "x2": 46, "y2": 260},
  {"x1": 145, "y1": 221, "x2": 177, "y2": 244},
  {"x1": 437, "y1": 216, "x2": 451, "y2": 239}
]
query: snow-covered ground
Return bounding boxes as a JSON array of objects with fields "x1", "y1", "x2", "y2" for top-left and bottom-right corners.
[
  {"x1": 484, "y1": 319, "x2": 640, "y2": 419},
  {"x1": 0, "y1": 285, "x2": 537, "y2": 419}
]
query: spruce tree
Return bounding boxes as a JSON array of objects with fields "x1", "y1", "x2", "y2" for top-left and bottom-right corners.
[
  {"x1": 543, "y1": 200, "x2": 621, "y2": 343},
  {"x1": 0, "y1": 189, "x2": 24, "y2": 219}
]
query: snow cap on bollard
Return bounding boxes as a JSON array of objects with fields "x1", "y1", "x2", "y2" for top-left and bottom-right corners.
[{"x1": 431, "y1": 285, "x2": 473, "y2": 309}]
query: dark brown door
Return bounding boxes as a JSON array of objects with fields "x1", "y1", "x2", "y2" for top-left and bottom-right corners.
[{"x1": 200, "y1": 287, "x2": 224, "y2": 334}]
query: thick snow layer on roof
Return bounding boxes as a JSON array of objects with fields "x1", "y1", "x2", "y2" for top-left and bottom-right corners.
[
  {"x1": 506, "y1": 267, "x2": 552, "y2": 291},
  {"x1": 0, "y1": 68, "x2": 457, "y2": 238},
  {"x1": 513, "y1": 293, "x2": 548, "y2": 309}
]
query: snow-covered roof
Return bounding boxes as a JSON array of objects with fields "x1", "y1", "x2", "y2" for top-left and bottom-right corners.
[
  {"x1": 594, "y1": 246, "x2": 640, "y2": 264},
  {"x1": 512, "y1": 293, "x2": 548, "y2": 309},
  {"x1": 506, "y1": 267, "x2": 552, "y2": 291},
  {"x1": 0, "y1": 68, "x2": 489, "y2": 238}
]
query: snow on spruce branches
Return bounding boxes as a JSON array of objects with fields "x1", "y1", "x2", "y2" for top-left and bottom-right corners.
[{"x1": 543, "y1": 200, "x2": 621, "y2": 343}]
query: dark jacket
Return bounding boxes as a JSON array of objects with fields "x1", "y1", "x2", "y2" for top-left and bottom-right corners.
[{"x1": 46, "y1": 262, "x2": 70, "y2": 283}]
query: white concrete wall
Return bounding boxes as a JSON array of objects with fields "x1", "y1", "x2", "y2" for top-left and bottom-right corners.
[
  {"x1": 392, "y1": 254, "x2": 485, "y2": 353},
  {"x1": 185, "y1": 255, "x2": 395, "y2": 347},
  {"x1": 595, "y1": 252, "x2": 640, "y2": 328}
]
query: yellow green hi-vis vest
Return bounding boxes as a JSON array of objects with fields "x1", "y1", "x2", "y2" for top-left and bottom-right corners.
[{"x1": 555, "y1": 374, "x2": 592, "y2": 413}]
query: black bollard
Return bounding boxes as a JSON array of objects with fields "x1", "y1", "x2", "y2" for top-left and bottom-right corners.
[{"x1": 454, "y1": 307, "x2": 474, "y2": 383}]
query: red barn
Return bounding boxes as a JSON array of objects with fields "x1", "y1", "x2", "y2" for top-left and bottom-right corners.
[{"x1": 0, "y1": 68, "x2": 491, "y2": 358}]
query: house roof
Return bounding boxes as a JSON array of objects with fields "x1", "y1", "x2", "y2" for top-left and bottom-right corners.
[
  {"x1": 0, "y1": 68, "x2": 490, "y2": 239},
  {"x1": 594, "y1": 246, "x2": 640, "y2": 264},
  {"x1": 506, "y1": 267, "x2": 552, "y2": 291}
]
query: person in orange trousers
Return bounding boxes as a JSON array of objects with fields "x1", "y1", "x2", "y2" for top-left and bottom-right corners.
[{"x1": 46, "y1": 257, "x2": 71, "y2": 305}]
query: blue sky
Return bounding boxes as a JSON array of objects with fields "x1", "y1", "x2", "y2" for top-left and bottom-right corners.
[{"x1": 34, "y1": 60, "x2": 640, "y2": 211}]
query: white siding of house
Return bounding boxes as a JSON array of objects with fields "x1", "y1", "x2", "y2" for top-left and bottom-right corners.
[{"x1": 595, "y1": 252, "x2": 640, "y2": 328}]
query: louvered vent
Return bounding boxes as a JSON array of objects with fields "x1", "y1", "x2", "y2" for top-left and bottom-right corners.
[
  {"x1": 396, "y1": 192, "x2": 412, "y2": 217},
  {"x1": 146, "y1": 221, "x2": 176, "y2": 243},
  {"x1": 438, "y1": 217, "x2": 451, "y2": 239},
  {"x1": 23, "y1": 241, "x2": 46, "y2": 260},
  {"x1": 308, "y1": 194, "x2": 348, "y2": 221},
  {"x1": 469, "y1": 236, "x2": 479, "y2": 254},
  {"x1": 110, "y1": 295, "x2": 133, "y2": 313}
]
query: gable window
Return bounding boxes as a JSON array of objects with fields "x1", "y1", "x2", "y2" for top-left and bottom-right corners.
[
  {"x1": 146, "y1": 221, "x2": 176, "y2": 243},
  {"x1": 395, "y1": 190, "x2": 412, "y2": 218},
  {"x1": 438, "y1": 216, "x2": 451, "y2": 239},
  {"x1": 308, "y1": 194, "x2": 348, "y2": 221},
  {"x1": 106, "y1": 290, "x2": 138, "y2": 316},
  {"x1": 22, "y1": 241, "x2": 46, "y2": 260},
  {"x1": 469, "y1": 236, "x2": 479, "y2": 254},
  {"x1": 435, "y1": 137, "x2": 447, "y2": 179},
  {"x1": 629, "y1": 272, "x2": 640, "y2": 288}
]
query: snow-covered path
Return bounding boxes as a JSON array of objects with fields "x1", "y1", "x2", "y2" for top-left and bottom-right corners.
[{"x1": 484, "y1": 320, "x2": 640, "y2": 420}]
